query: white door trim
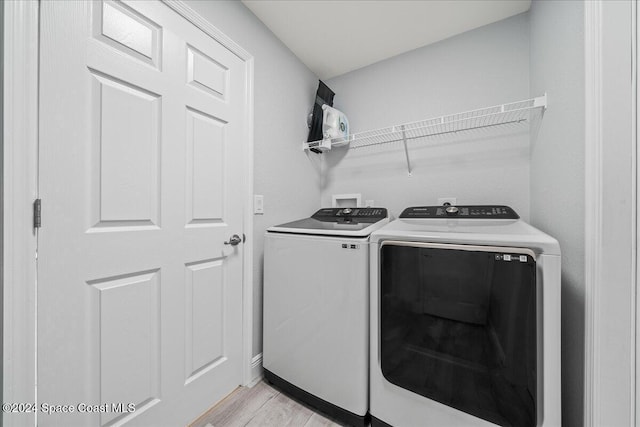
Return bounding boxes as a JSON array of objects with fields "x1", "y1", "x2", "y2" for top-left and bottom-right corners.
[
  {"x1": 2, "y1": 1, "x2": 39, "y2": 426},
  {"x1": 160, "y1": 0, "x2": 257, "y2": 388},
  {"x1": 586, "y1": 1, "x2": 639, "y2": 425},
  {"x1": 584, "y1": 1, "x2": 604, "y2": 425}
]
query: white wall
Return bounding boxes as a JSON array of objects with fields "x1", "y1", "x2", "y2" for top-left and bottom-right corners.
[
  {"x1": 182, "y1": 1, "x2": 321, "y2": 357},
  {"x1": 529, "y1": 2, "x2": 585, "y2": 426},
  {"x1": 323, "y1": 13, "x2": 531, "y2": 220}
]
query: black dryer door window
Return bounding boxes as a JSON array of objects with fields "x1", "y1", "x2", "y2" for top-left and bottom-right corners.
[{"x1": 380, "y1": 242, "x2": 537, "y2": 427}]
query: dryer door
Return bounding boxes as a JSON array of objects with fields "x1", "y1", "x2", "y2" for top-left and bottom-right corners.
[{"x1": 379, "y1": 241, "x2": 537, "y2": 427}]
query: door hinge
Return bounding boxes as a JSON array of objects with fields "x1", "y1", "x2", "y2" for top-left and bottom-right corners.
[{"x1": 33, "y1": 198, "x2": 41, "y2": 229}]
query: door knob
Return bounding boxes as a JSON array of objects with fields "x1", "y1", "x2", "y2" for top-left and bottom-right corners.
[{"x1": 224, "y1": 234, "x2": 242, "y2": 246}]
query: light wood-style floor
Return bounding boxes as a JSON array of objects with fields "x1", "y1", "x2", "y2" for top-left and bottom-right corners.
[{"x1": 190, "y1": 380, "x2": 345, "y2": 427}]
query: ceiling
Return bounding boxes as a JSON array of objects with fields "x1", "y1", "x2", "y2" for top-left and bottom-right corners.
[{"x1": 242, "y1": 0, "x2": 531, "y2": 80}]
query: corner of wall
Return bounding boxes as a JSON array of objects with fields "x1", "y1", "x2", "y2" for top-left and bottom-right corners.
[{"x1": 323, "y1": 14, "x2": 531, "y2": 219}]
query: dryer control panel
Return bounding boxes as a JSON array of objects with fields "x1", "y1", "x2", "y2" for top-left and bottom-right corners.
[
  {"x1": 400, "y1": 205, "x2": 519, "y2": 219},
  {"x1": 312, "y1": 207, "x2": 388, "y2": 223}
]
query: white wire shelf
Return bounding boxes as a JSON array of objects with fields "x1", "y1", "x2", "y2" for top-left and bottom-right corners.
[{"x1": 303, "y1": 94, "x2": 547, "y2": 175}]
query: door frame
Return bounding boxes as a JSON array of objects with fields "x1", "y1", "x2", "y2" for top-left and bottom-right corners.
[
  {"x1": 585, "y1": 0, "x2": 638, "y2": 425},
  {"x1": 3, "y1": 1, "x2": 39, "y2": 426},
  {"x1": 2, "y1": 2, "x2": 255, "y2": 426},
  {"x1": 632, "y1": 3, "x2": 639, "y2": 425}
]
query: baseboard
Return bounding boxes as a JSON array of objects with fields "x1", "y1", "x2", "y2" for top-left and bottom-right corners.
[{"x1": 247, "y1": 353, "x2": 263, "y2": 387}]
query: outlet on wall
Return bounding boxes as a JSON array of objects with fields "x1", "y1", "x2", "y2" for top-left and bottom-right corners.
[{"x1": 437, "y1": 197, "x2": 457, "y2": 206}]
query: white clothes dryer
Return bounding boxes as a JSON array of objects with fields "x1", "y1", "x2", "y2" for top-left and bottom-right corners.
[
  {"x1": 369, "y1": 205, "x2": 561, "y2": 427},
  {"x1": 263, "y1": 207, "x2": 389, "y2": 426}
]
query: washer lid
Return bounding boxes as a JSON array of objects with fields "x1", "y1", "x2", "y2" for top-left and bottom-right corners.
[
  {"x1": 371, "y1": 216, "x2": 560, "y2": 256},
  {"x1": 268, "y1": 207, "x2": 389, "y2": 237}
]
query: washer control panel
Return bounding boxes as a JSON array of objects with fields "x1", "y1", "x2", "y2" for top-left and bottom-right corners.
[
  {"x1": 400, "y1": 205, "x2": 519, "y2": 219},
  {"x1": 312, "y1": 207, "x2": 388, "y2": 223}
]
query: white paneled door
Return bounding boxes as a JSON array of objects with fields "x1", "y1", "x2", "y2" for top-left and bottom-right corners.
[{"x1": 38, "y1": 1, "x2": 247, "y2": 425}]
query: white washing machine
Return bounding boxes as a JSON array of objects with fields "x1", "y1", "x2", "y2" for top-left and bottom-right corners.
[
  {"x1": 263, "y1": 207, "x2": 389, "y2": 426},
  {"x1": 369, "y1": 205, "x2": 561, "y2": 427}
]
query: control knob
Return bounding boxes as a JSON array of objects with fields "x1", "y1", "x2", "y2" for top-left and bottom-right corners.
[
  {"x1": 445, "y1": 205, "x2": 459, "y2": 216},
  {"x1": 342, "y1": 208, "x2": 353, "y2": 215}
]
